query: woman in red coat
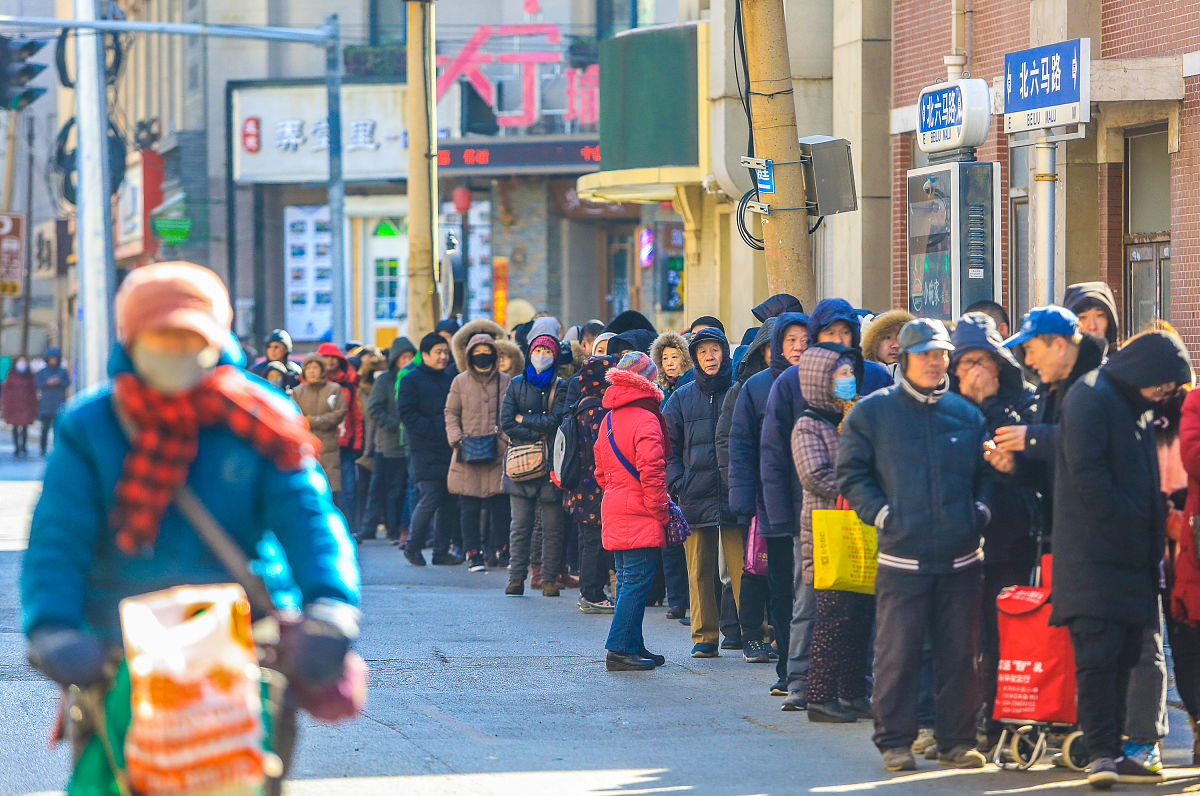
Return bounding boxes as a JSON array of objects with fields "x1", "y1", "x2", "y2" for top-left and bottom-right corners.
[
  {"x1": 594, "y1": 351, "x2": 671, "y2": 671},
  {"x1": 2, "y1": 355, "x2": 38, "y2": 456}
]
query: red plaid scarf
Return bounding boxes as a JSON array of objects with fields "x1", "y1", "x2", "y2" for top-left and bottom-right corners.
[{"x1": 111, "y1": 365, "x2": 320, "y2": 555}]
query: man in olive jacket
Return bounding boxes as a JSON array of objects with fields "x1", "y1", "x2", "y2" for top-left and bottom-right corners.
[{"x1": 837, "y1": 319, "x2": 992, "y2": 772}]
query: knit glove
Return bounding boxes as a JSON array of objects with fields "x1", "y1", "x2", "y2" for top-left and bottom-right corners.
[
  {"x1": 291, "y1": 599, "x2": 361, "y2": 686},
  {"x1": 28, "y1": 626, "x2": 108, "y2": 687}
]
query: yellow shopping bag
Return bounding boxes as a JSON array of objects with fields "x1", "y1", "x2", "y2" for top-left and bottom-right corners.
[{"x1": 811, "y1": 508, "x2": 878, "y2": 594}]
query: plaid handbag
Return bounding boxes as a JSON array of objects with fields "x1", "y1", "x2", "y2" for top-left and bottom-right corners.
[
  {"x1": 504, "y1": 380, "x2": 556, "y2": 481},
  {"x1": 604, "y1": 413, "x2": 691, "y2": 545},
  {"x1": 504, "y1": 440, "x2": 549, "y2": 481}
]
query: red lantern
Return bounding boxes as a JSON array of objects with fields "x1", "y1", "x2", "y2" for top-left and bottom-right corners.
[{"x1": 452, "y1": 185, "x2": 472, "y2": 214}]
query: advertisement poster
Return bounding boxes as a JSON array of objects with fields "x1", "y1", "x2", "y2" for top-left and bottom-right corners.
[{"x1": 284, "y1": 205, "x2": 334, "y2": 341}]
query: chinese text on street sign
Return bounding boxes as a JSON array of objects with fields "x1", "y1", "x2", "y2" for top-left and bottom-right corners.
[
  {"x1": 1003, "y1": 38, "x2": 1090, "y2": 134},
  {"x1": 0, "y1": 212, "x2": 26, "y2": 297},
  {"x1": 917, "y1": 79, "x2": 991, "y2": 153}
]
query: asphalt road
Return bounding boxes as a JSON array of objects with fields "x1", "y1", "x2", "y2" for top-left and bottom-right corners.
[{"x1": 2, "y1": 433, "x2": 1199, "y2": 795}]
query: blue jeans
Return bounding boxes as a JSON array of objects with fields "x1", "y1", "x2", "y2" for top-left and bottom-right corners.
[
  {"x1": 338, "y1": 449, "x2": 358, "y2": 530},
  {"x1": 606, "y1": 548, "x2": 660, "y2": 655}
]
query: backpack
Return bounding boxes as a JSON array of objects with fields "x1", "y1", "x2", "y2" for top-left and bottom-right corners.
[{"x1": 552, "y1": 398, "x2": 598, "y2": 490}]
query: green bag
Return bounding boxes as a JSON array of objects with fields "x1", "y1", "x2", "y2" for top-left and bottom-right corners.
[{"x1": 67, "y1": 661, "x2": 276, "y2": 796}]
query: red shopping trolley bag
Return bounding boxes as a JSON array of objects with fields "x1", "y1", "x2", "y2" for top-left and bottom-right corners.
[{"x1": 993, "y1": 555, "x2": 1077, "y2": 724}]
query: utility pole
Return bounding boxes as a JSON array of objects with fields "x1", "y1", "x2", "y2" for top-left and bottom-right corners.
[
  {"x1": 1, "y1": 111, "x2": 17, "y2": 208},
  {"x1": 73, "y1": 0, "x2": 117, "y2": 387},
  {"x1": 20, "y1": 113, "x2": 32, "y2": 357},
  {"x1": 739, "y1": 0, "x2": 814, "y2": 307},
  {"x1": 323, "y1": 13, "x2": 347, "y2": 346},
  {"x1": 406, "y1": 0, "x2": 438, "y2": 337}
]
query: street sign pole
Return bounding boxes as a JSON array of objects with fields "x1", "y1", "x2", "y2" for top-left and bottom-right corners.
[
  {"x1": 1032, "y1": 133, "x2": 1057, "y2": 306},
  {"x1": 1003, "y1": 38, "x2": 1090, "y2": 308},
  {"x1": 73, "y1": 0, "x2": 116, "y2": 388}
]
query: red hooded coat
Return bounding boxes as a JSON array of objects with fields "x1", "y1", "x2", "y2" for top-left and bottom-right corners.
[
  {"x1": 316, "y1": 342, "x2": 363, "y2": 451},
  {"x1": 594, "y1": 367, "x2": 670, "y2": 551},
  {"x1": 1174, "y1": 389, "x2": 1200, "y2": 623}
]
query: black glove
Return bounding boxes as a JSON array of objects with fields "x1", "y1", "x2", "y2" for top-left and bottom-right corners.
[
  {"x1": 28, "y1": 626, "x2": 108, "y2": 687},
  {"x1": 292, "y1": 599, "x2": 360, "y2": 686}
]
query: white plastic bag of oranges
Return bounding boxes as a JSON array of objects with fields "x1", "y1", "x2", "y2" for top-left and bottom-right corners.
[{"x1": 119, "y1": 584, "x2": 265, "y2": 796}]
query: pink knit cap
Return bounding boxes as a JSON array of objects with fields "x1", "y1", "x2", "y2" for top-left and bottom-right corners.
[
  {"x1": 615, "y1": 350, "x2": 657, "y2": 383},
  {"x1": 114, "y1": 261, "x2": 232, "y2": 348}
]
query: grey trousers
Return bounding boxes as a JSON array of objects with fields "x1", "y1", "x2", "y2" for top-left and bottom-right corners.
[
  {"x1": 1125, "y1": 599, "x2": 1168, "y2": 743},
  {"x1": 508, "y1": 494, "x2": 565, "y2": 582},
  {"x1": 786, "y1": 536, "x2": 818, "y2": 694}
]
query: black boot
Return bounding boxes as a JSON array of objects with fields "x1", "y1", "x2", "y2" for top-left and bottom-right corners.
[
  {"x1": 807, "y1": 701, "x2": 859, "y2": 723},
  {"x1": 606, "y1": 651, "x2": 654, "y2": 671}
]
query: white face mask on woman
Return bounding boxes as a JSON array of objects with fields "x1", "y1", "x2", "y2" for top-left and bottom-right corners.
[
  {"x1": 130, "y1": 342, "x2": 220, "y2": 394},
  {"x1": 530, "y1": 353, "x2": 555, "y2": 373}
]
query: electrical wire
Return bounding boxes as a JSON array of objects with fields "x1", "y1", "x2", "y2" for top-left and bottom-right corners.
[
  {"x1": 732, "y1": 2, "x2": 766, "y2": 252},
  {"x1": 737, "y1": 188, "x2": 765, "y2": 251}
]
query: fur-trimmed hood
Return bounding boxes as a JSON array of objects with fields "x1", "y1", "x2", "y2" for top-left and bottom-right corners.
[
  {"x1": 604, "y1": 366, "x2": 665, "y2": 408},
  {"x1": 451, "y1": 318, "x2": 507, "y2": 371},
  {"x1": 495, "y1": 338, "x2": 525, "y2": 377},
  {"x1": 861, "y1": 309, "x2": 915, "y2": 364},
  {"x1": 650, "y1": 331, "x2": 693, "y2": 391}
]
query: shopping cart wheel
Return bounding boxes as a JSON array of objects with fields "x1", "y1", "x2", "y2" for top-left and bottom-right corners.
[
  {"x1": 1061, "y1": 730, "x2": 1089, "y2": 772},
  {"x1": 1009, "y1": 725, "x2": 1047, "y2": 770}
]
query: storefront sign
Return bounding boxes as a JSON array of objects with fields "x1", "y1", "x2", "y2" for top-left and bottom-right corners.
[
  {"x1": 283, "y1": 205, "x2": 334, "y2": 341},
  {"x1": 34, "y1": 219, "x2": 71, "y2": 278},
  {"x1": 114, "y1": 150, "x2": 164, "y2": 261},
  {"x1": 550, "y1": 179, "x2": 640, "y2": 219},
  {"x1": 435, "y1": 24, "x2": 599, "y2": 131},
  {"x1": 232, "y1": 83, "x2": 414, "y2": 184},
  {"x1": 492, "y1": 255, "x2": 509, "y2": 328},
  {"x1": 438, "y1": 139, "x2": 602, "y2": 176},
  {"x1": 0, "y1": 212, "x2": 26, "y2": 297}
]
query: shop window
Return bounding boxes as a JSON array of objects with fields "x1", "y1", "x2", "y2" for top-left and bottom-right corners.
[
  {"x1": 1124, "y1": 128, "x2": 1170, "y2": 332},
  {"x1": 371, "y1": 219, "x2": 406, "y2": 321},
  {"x1": 1008, "y1": 138, "x2": 1031, "y2": 319}
]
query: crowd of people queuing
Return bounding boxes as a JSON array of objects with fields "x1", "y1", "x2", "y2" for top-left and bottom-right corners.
[
  {"x1": 15, "y1": 261, "x2": 1200, "y2": 791},
  {"x1": 255, "y1": 279, "x2": 1200, "y2": 789}
]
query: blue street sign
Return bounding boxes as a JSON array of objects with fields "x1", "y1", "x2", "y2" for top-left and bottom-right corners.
[
  {"x1": 756, "y1": 159, "x2": 775, "y2": 195},
  {"x1": 920, "y1": 85, "x2": 962, "y2": 134},
  {"x1": 1003, "y1": 38, "x2": 1090, "y2": 134},
  {"x1": 917, "y1": 79, "x2": 990, "y2": 153}
]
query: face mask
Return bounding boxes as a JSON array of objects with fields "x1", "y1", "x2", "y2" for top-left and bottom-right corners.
[
  {"x1": 832, "y1": 375, "x2": 857, "y2": 401},
  {"x1": 14, "y1": 362, "x2": 28, "y2": 373},
  {"x1": 531, "y1": 353, "x2": 554, "y2": 373},
  {"x1": 130, "y1": 341, "x2": 219, "y2": 394},
  {"x1": 470, "y1": 352, "x2": 497, "y2": 370}
]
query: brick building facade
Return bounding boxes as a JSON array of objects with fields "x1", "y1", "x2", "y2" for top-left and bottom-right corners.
[{"x1": 891, "y1": 0, "x2": 1198, "y2": 357}]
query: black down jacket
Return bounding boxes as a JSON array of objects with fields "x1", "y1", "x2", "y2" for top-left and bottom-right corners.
[
  {"x1": 837, "y1": 379, "x2": 992, "y2": 574},
  {"x1": 1050, "y1": 331, "x2": 1191, "y2": 627},
  {"x1": 664, "y1": 327, "x2": 735, "y2": 527},
  {"x1": 501, "y1": 373, "x2": 567, "y2": 500},
  {"x1": 395, "y1": 361, "x2": 456, "y2": 481},
  {"x1": 949, "y1": 313, "x2": 1040, "y2": 565}
]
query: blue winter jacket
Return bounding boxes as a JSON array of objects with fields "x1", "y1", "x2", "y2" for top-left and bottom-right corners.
[
  {"x1": 21, "y1": 344, "x2": 361, "y2": 643},
  {"x1": 758, "y1": 299, "x2": 890, "y2": 535},
  {"x1": 729, "y1": 312, "x2": 805, "y2": 527}
]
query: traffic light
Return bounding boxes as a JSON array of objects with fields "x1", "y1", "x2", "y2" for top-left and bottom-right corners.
[{"x1": 0, "y1": 36, "x2": 49, "y2": 111}]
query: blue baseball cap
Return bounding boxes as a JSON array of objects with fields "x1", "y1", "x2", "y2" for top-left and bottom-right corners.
[{"x1": 1002, "y1": 305, "x2": 1079, "y2": 348}]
